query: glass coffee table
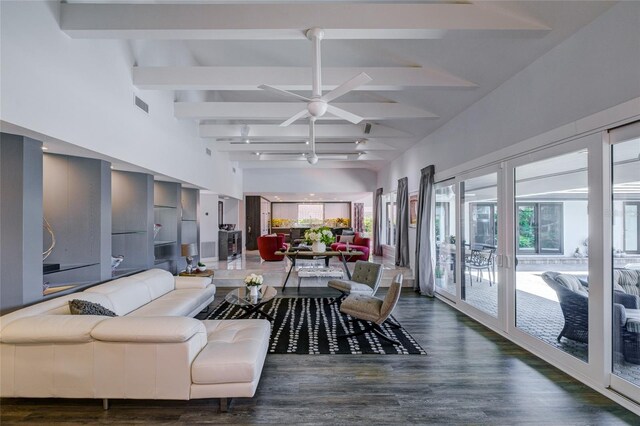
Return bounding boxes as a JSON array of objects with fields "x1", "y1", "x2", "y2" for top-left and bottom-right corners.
[{"x1": 224, "y1": 285, "x2": 277, "y2": 320}]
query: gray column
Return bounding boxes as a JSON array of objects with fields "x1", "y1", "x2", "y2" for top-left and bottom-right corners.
[{"x1": 0, "y1": 133, "x2": 43, "y2": 313}]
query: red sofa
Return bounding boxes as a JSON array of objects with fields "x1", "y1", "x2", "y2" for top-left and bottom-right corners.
[
  {"x1": 330, "y1": 232, "x2": 370, "y2": 262},
  {"x1": 257, "y1": 234, "x2": 287, "y2": 261}
]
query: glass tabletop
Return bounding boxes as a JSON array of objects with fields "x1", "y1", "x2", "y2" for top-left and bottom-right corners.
[{"x1": 224, "y1": 285, "x2": 277, "y2": 307}]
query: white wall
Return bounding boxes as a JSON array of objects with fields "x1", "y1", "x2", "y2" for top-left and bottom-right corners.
[
  {"x1": 199, "y1": 193, "x2": 219, "y2": 260},
  {"x1": 376, "y1": 2, "x2": 640, "y2": 267},
  {"x1": 0, "y1": 1, "x2": 242, "y2": 198},
  {"x1": 244, "y1": 168, "x2": 376, "y2": 194},
  {"x1": 377, "y1": 2, "x2": 640, "y2": 194},
  {"x1": 222, "y1": 198, "x2": 239, "y2": 226}
]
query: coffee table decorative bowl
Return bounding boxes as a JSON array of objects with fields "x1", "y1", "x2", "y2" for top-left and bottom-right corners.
[{"x1": 224, "y1": 285, "x2": 277, "y2": 320}]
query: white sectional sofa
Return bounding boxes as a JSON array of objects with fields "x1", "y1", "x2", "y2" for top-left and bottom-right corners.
[{"x1": 0, "y1": 269, "x2": 271, "y2": 411}]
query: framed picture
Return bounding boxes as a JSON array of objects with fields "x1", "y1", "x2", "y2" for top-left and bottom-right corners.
[{"x1": 409, "y1": 192, "x2": 418, "y2": 228}]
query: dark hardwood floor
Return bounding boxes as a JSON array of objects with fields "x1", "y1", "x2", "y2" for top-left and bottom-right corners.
[{"x1": 2, "y1": 288, "x2": 638, "y2": 425}]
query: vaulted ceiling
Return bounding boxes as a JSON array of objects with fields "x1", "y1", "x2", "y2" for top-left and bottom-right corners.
[{"x1": 62, "y1": 0, "x2": 615, "y2": 170}]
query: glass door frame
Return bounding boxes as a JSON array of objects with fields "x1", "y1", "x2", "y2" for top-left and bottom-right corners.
[
  {"x1": 503, "y1": 132, "x2": 608, "y2": 383},
  {"x1": 432, "y1": 164, "x2": 505, "y2": 330},
  {"x1": 608, "y1": 120, "x2": 640, "y2": 401}
]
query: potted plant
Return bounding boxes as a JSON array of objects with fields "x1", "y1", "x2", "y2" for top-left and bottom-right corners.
[
  {"x1": 197, "y1": 261, "x2": 207, "y2": 272},
  {"x1": 304, "y1": 226, "x2": 335, "y2": 252}
]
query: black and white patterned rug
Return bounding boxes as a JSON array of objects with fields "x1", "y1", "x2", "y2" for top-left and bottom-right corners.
[{"x1": 207, "y1": 297, "x2": 427, "y2": 355}]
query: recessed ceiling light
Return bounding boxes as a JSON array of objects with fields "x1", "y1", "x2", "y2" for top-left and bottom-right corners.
[
  {"x1": 110, "y1": 165, "x2": 115, "y2": 169},
  {"x1": 41, "y1": 146, "x2": 48, "y2": 151},
  {"x1": 310, "y1": 193, "x2": 315, "y2": 196},
  {"x1": 255, "y1": 152, "x2": 260, "y2": 156},
  {"x1": 305, "y1": 140, "x2": 309, "y2": 145}
]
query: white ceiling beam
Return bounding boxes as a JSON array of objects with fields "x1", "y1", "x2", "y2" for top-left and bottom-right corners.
[
  {"x1": 214, "y1": 141, "x2": 395, "y2": 153},
  {"x1": 133, "y1": 67, "x2": 475, "y2": 91},
  {"x1": 175, "y1": 102, "x2": 437, "y2": 120},
  {"x1": 199, "y1": 124, "x2": 413, "y2": 139},
  {"x1": 61, "y1": 3, "x2": 549, "y2": 40}
]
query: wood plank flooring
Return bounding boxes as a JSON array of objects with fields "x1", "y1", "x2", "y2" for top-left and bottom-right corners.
[{"x1": 1, "y1": 288, "x2": 638, "y2": 425}]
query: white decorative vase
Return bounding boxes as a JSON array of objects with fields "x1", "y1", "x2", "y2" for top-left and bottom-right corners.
[
  {"x1": 312, "y1": 241, "x2": 326, "y2": 253},
  {"x1": 250, "y1": 285, "x2": 260, "y2": 297}
]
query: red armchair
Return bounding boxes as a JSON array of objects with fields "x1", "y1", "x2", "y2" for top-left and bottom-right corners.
[
  {"x1": 330, "y1": 232, "x2": 370, "y2": 262},
  {"x1": 257, "y1": 234, "x2": 287, "y2": 261}
]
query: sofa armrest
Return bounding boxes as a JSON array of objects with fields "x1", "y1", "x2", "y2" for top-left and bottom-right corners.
[
  {"x1": 613, "y1": 303, "x2": 627, "y2": 327},
  {"x1": 614, "y1": 290, "x2": 640, "y2": 309},
  {"x1": 175, "y1": 276, "x2": 212, "y2": 289},
  {"x1": 90, "y1": 317, "x2": 206, "y2": 343},
  {"x1": 0, "y1": 315, "x2": 108, "y2": 344}
]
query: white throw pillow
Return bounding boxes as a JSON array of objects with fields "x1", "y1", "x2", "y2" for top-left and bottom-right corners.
[{"x1": 339, "y1": 235, "x2": 355, "y2": 244}]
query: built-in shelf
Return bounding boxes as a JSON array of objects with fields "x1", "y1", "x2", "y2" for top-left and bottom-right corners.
[
  {"x1": 42, "y1": 263, "x2": 100, "y2": 275},
  {"x1": 181, "y1": 219, "x2": 197, "y2": 222},
  {"x1": 112, "y1": 231, "x2": 147, "y2": 235},
  {"x1": 154, "y1": 205, "x2": 176, "y2": 209},
  {"x1": 111, "y1": 267, "x2": 146, "y2": 278},
  {"x1": 154, "y1": 240, "x2": 176, "y2": 246}
]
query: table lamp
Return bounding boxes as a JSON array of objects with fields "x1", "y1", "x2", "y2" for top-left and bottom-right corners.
[{"x1": 181, "y1": 243, "x2": 198, "y2": 273}]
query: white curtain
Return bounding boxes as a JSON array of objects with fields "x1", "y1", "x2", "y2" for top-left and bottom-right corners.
[{"x1": 414, "y1": 166, "x2": 435, "y2": 296}]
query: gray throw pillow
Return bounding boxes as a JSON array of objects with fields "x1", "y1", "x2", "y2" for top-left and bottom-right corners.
[{"x1": 69, "y1": 299, "x2": 117, "y2": 317}]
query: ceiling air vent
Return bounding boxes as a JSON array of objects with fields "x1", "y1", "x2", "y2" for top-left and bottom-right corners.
[
  {"x1": 206, "y1": 148, "x2": 212, "y2": 156},
  {"x1": 134, "y1": 95, "x2": 149, "y2": 114}
]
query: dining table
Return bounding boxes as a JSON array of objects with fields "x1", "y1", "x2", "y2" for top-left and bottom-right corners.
[{"x1": 276, "y1": 248, "x2": 364, "y2": 291}]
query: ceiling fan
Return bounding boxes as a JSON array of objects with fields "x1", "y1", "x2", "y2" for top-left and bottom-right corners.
[{"x1": 259, "y1": 27, "x2": 372, "y2": 164}]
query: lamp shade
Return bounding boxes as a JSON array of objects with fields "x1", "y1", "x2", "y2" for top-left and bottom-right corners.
[{"x1": 181, "y1": 243, "x2": 198, "y2": 257}]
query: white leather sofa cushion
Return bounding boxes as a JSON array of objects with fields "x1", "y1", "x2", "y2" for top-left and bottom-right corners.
[
  {"x1": 128, "y1": 286, "x2": 216, "y2": 317},
  {"x1": 1, "y1": 315, "x2": 108, "y2": 343},
  {"x1": 129, "y1": 269, "x2": 176, "y2": 299},
  {"x1": 175, "y1": 276, "x2": 212, "y2": 290},
  {"x1": 191, "y1": 320, "x2": 271, "y2": 385},
  {"x1": 91, "y1": 317, "x2": 206, "y2": 343},
  {"x1": 84, "y1": 277, "x2": 153, "y2": 316},
  {"x1": 0, "y1": 293, "x2": 114, "y2": 331}
]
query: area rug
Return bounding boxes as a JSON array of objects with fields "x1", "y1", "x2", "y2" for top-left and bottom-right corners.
[{"x1": 207, "y1": 297, "x2": 427, "y2": 355}]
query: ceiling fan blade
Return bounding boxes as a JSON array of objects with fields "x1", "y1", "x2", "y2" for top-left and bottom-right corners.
[
  {"x1": 258, "y1": 84, "x2": 311, "y2": 102},
  {"x1": 280, "y1": 109, "x2": 310, "y2": 127},
  {"x1": 321, "y1": 72, "x2": 372, "y2": 103},
  {"x1": 326, "y1": 104, "x2": 364, "y2": 124}
]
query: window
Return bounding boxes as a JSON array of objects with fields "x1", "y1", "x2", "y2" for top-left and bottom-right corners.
[
  {"x1": 623, "y1": 202, "x2": 639, "y2": 253},
  {"x1": 516, "y1": 202, "x2": 563, "y2": 254},
  {"x1": 381, "y1": 192, "x2": 397, "y2": 246},
  {"x1": 469, "y1": 202, "x2": 497, "y2": 246},
  {"x1": 297, "y1": 204, "x2": 324, "y2": 226}
]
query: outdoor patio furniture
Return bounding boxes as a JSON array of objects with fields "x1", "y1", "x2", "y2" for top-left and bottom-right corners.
[
  {"x1": 465, "y1": 246, "x2": 495, "y2": 286},
  {"x1": 542, "y1": 271, "x2": 639, "y2": 363}
]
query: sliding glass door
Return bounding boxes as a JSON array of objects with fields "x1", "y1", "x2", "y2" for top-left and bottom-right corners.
[
  {"x1": 434, "y1": 182, "x2": 456, "y2": 297},
  {"x1": 610, "y1": 121, "x2": 640, "y2": 401},
  {"x1": 461, "y1": 172, "x2": 499, "y2": 317},
  {"x1": 513, "y1": 149, "x2": 590, "y2": 361}
]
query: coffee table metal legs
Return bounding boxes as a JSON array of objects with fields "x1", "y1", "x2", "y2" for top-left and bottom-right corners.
[{"x1": 237, "y1": 303, "x2": 275, "y2": 321}]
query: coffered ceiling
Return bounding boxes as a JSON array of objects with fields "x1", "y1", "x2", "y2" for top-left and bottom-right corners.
[{"x1": 62, "y1": 0, "x2": 615, "y2": 170}]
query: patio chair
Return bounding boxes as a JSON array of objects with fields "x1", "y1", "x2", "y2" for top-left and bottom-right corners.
[
  {"x1": 465, "y1": 246, "x2": 495, "y2": 286},
  {"x1": 338, "y1": 273, "x2": 404, "y2": 345}
]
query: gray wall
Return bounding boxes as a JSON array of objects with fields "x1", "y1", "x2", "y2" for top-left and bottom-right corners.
[{"x1": 1, "y1": 133, "x2": 43, "y2": 313}]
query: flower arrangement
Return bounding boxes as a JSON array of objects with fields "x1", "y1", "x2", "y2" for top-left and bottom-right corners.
[
  {"x1": 304, "y1": 226, "x2": 335, "y2": 245},
  {"x1": 244, "y1": 273, "x2": 264, "y2": 287}
]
